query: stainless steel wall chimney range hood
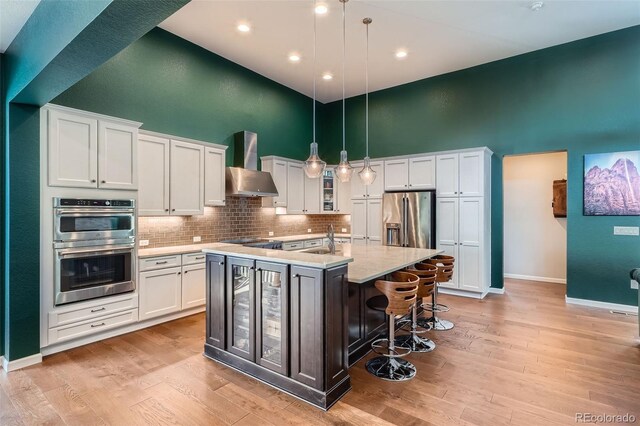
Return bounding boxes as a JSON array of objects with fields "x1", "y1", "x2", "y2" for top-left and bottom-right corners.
[{"x1": 225, "y1": 131, "x2": 279, "y2": 197}]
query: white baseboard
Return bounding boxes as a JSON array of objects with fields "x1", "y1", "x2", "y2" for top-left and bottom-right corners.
[
  {"x1": 41, "y1": 306, "x2": 205, "y2": 356},
  {"x1": 2, "y1": 353, "x2": 43, "y2": 372},
  {"x1": 565, "y1": 296, "x2": 638, "y2": 314},
  {"x1": 504, "y1": 273, "x2": 566, "y2": 284},
  {"x1": 438, "y1": 288, "x2": 488, "y2": 299},
  {"x1": 488, "y1": 287, "x2": 505, "y2": 295}
]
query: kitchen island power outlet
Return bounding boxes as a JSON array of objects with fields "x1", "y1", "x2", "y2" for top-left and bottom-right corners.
[
  {"x1": 307, "y1": 228, "x2": 312, "y2": 233},
  {"x1": 139, "y1": 239, "x2": 149, "y2": 247}
]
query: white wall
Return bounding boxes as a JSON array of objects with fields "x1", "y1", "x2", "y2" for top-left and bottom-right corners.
[{"x1": 503, "y1": 152, "x2": 567, "y2": 283}]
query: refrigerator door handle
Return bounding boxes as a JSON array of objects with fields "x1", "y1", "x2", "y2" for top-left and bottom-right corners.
[{"x1": 402, "y1": 195, "x2": 409, "y2": 247}]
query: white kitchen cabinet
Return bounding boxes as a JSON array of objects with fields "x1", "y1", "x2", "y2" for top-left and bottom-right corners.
[
  {"x1": 350, "y1": 198, "x2": 381, "y2": 245},
  {"x1": 139, "y1": 267, "x2": 182, "y2": 321},
  {"x1": 304, "y1": 173, "x2": 321, "y2": 214},
  {"x1": 98, "y1": 120, "x2": 138, "y2": 190},
  {"x1": 436, "y1": 196, "x2": 489, "y2": 294},
  {"x1": 459, "y1": 151, "x2": 484, "y2": 197},
  {"x1": 261, "y1": 158, "x2": 288, "y2": 207},
  {"x1": 384, "y1": 159, "x2": 409, "y2": 191},
  {"x1": 436, "y1": 198, "x2": 459, "y2": 289},
  {"x1": 337, "y1": 176, "x2": 351, "y2": 214},
  {"x1": 181, "y1": 263, "x2": 206, "y2": 309},
  {"x1": 138, "y1": 134, "x2": 170, "y2": 216},
  {"x1": 458, "y1": 197, "x2": 483, "y2": 292},
  {"x1": 287, "y1": 162, "x2": 305, "y2": 214},
  {"x1": 204, "y1": 146, "x2": 227, "y2": 206},
  {"x1": 46, "y1": 106, "x2": 141, "y2": 190},
  {"x1": 384, "y1": 156, "x2": 435, "y2": 191},
  {"x1": 409, "y1": 156, "x2": 436, "y2": 189},
  {"x1": 366, "y1": 199, "x2": 382, "y2": 245},
  {"x1": 436, "y1": 154, "x2": 459, "y2": 197},
  {"x1": 350, "y1": 160, "x2": 384, "y2": 199},
  {"x1": 170, "y1": 140, "x2": 204, "y2": 215},
  {"x1": 48, "y1": 108, "x2": 98, "y2": 188}
]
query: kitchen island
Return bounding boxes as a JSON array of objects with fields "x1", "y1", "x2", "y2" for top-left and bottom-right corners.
[{"x1": 202, "y1": 243, "x2": 440, "y2": 409}]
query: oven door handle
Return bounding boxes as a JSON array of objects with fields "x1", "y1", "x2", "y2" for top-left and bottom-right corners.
[
  {"x1": 56, "y1": 244, "x2": 135, "y2": 259},
  {"x1": 55, "y1": 210, "x2": 135, "y2": 217}
]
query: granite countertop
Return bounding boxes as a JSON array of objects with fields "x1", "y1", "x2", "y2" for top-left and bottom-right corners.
[
  {"x1": 202, "y1": 243, "x2": 353, "y2": 269},
  {"x1": 341, "y1": 244, "x2": 443, "y2": 284},
  {"x1": 271, "y1": 233, "x2": 350, "y2": 242}
]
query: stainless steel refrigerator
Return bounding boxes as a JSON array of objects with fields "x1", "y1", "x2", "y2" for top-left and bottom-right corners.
[{"x1": 382, "y1": 191, "x2": 436, "y2": 248}]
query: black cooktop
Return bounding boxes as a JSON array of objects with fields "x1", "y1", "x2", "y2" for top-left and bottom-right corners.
[{"x1": 221, "y1": 238, "x2": 282, "y2": 249}]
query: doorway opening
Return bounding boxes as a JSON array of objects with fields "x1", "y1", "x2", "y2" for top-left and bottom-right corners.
[{"x1": 503, "y1": 151, "x2": 568, "y2": 291}]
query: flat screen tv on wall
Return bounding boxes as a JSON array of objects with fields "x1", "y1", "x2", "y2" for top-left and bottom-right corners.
[{"x1": 584, "y1": 150, "x2": 640, "y2": 216}]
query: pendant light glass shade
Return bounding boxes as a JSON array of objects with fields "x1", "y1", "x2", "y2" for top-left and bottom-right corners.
[
  {"x1": 359, "y1": 17, "x2": 376, "y2": 186},
  {"x1": 304, "y1": 142, "x2": 326, "y2": 178},
  {"x1": 358, "y1": 156, "x2": 376, "y2": 186},
  {"x1": 335, "y1": 150, "x2": 354, "y2": 182},
  {"x1": 303, "y1": 0, "x2": 326, "y2": 179}
]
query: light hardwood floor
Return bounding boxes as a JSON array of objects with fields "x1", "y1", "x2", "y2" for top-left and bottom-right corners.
[{"x1": 1, "y1": 279, "x2": 639, "y2": 425}]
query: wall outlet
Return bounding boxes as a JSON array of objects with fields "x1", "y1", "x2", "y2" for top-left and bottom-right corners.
[
  {"x1": 632, "y1": 280, "x2": 639, "y2": 290},
  {"x1": 341, "y1": 228, "x2": 347, "y2": 233},
  {"x1": 268, "y1": 231, "x2": 274, "y2": 237},
  {"x1": 614, "y1": 226, "x2": 639, "y2": 236},
  {"x1": 193, "y1": 236, "x2": 202, "y2": 242},
  {"x1": 307, "y1": 228, "x2": 312, "y2": 233},
  {"x1": 139, "y1": 239, "x2": 149, "y2": 247}
]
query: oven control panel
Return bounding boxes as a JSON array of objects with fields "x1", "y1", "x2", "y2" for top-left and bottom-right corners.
[{"x1": 55, "y1": 198, "x2": 134, "y2": 208}]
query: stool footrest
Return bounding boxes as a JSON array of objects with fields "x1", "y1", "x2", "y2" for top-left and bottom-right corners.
[
  {"x1": 371, "y1": 338, "x2": 412, "y2": 358},
  {"x1": 395, "y1": 333, "x2": 436, "y2": 353},
  {"x1": 421, "y1": 302, "x2": 450, "y2": 313}
]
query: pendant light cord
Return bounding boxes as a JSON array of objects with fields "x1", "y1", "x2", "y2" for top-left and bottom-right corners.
[
  {"x1": 342, "y1": 0, "x2": 346, "y2": 151},
  {"x1": 312, "y1": 0, "x2": 317, "y2": 144},
  {"x1": 365, "y1": 19, "x2": 370, "y2": 158}
]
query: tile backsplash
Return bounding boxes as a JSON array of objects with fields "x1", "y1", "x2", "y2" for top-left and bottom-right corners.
[{"x1": 138, "y1": 197, "x2": 351, "y2": 248}]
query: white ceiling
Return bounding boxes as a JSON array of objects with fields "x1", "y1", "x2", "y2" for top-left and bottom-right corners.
[
  {"x1": 0, "y1": 0, "x2": 40, "y2": 53},
  {"x1": 161, "y1": 0, "x2": 640, "y2": 103}
]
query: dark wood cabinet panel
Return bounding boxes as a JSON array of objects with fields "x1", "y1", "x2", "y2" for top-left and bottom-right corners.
[
  {"x1": 206, "y1": 254, "x2": 226, "y2": 349},
  {"x1": 289, "y1": 265, "x2": 324, "y2": 390},
  {"x1": 363, "y1": 284, "x2": 386, "y2": 341},
  {"x1": 226, "y1": 257, "x2": 256, "y2": 361},
  {"x1": 255, "y1": 261, "x2": 288, "y2": 375},
  {"x1": 347, "y1": 282, "x2": 365, "y2": 352},
  {"x1": 325, "y1": 266, "x2": 349, "y2": 391}
]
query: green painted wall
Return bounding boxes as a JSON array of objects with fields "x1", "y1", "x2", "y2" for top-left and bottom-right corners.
[
  {"x1": 54, "y1": 28, "x2": 318, "y2": 164},
  {"x1": 322, "y1": 26, "x2": 640, "y2": 305}
]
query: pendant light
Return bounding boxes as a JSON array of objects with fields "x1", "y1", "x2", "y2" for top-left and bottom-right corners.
[
  {"x1": 334, "y1": 0, "x2": 354, "y2": 183},
  {"x1": 303, "y1": 0, "x2": 326, "y2": 178},
  {"x1": 358, "y1": 17, "x2": 376, "y2": 186}
]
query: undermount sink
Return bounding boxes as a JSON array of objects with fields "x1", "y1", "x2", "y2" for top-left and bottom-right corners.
[{"x1": 298, "y1": 246, "x2": 342, "y2": 255}]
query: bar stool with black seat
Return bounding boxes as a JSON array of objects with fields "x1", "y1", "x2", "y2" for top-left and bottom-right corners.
[
  {"x1": 418, "y1": 255, "x2": 455, "y2": 331},
  {"x1": 395, "y1": 262, "x2": 439, "y2": 352},
  {"x1": 366, "y1": 271, "x2": 420, "y2": 381}
]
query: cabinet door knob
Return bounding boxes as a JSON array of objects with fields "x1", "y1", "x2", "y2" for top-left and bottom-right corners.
[
  {"x1": 172, "y1": 209, "x2": 176, "y2": 212},
  {"x1": 101, "y1": 180, "x2": 106, "y2": 184},
  {"x1": 184, "y1": 270, "x2": 188, "y2": 274},
  {"x1": 165, "y1": 209, "x2": 169, "y2": 212},
  {"x1": 292, "y1": 273, "x2": 299, "y2": 278},
  {"x1": 409, "y1": 184, "x2": 412, "y2": 187},
  {"x1": 91, "y1": 179, "x2": 96, "y2": 183},
  {"x1": 218, "y1": 262, "x2": 225, "y2": 265},
  {"x1": 460, "y1": 191, "x2": 463, "y2": 194},
  {"x1": 177, "y1": 272, "x2": 181, "y2": 275}
]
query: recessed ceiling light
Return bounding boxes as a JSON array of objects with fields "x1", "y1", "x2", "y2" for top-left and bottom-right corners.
[
  {"x1": 322, "y1": 73, "x2": 333, "y2": 81},
  {"x1": 530, "y1": 1, "x2": 544, "y2": 11},
  {"x1": 289, "y1": 53, "x2": 301, "y2": 63},
  {"x1": 237, "y1": 23, "x2": 251, "y2": 33},
  {"x1": 315, "y1": 4, "x2": 328, "y2": 15},
  {"x1": 395, "y1": 50, "x2": 408, "y2": 59}
]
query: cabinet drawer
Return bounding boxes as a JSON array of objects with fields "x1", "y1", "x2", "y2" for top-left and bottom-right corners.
[
  {"x1": 48, "y1": 295, "x2": 138, "y2": 328},
  {"x1": 48, "y1": 309, "x2": 138, "y2": 345},
  {"x1": 303, "y1": 239, "x2": 323, "y2": 248},
  {"x1": 139, "y1": 254, "x2": 181, "y2": 271},
  {"x1": 182, "y1": 252, "x2": 207, "y2": 266},
  {"x1": 282, "y1": 242, "x2": 304, "y2": 251}
]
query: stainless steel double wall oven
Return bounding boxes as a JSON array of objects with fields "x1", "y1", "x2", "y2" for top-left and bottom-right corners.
[{"x1": 53, "y1": 198, "x2": 136, "y2": 306}]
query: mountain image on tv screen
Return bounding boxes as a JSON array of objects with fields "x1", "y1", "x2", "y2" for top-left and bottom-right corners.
[{"x1": 584, "y1": 151, "x2": 640, "y2": 216}]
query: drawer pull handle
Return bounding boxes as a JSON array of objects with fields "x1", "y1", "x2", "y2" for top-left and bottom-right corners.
[
  {"x1": 218, "y1": 262, "x2": 225, "y2": 266},
  {"x1": 184, "y1": 271, "x2": 188, "y2": 274},
  {"x1": 91, "y1": 322, "x2": 106, "y2": 328},
  {"x1": 195, "y1": 256, "x2": 205, "y2": 260},
  {"x1": 292, "y1": 274, "x2": 299, "y2": 278},
  {"x1": 156, "y1": 261, "x2": 168, "y2": 265},
  {"x1": 91, "y1": 307, "x2": 106, "y2": 313}
]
